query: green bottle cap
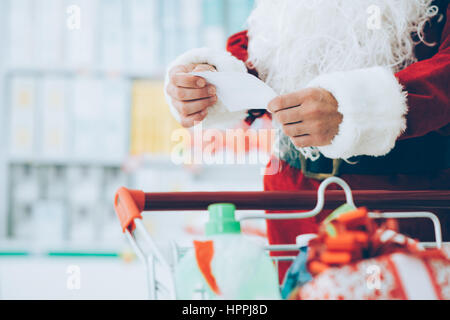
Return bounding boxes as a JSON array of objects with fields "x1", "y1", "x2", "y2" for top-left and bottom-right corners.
[{"x1": 205, "y1": 203, "x2": 241, "y2": 236}]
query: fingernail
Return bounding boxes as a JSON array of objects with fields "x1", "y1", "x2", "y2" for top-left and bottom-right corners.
[
  {"x1": 208, "y1": 87, "x2": 216, "y2": 95},
  {"x1": 197, "y1": 79, "x2": 205, "y2": 87}
]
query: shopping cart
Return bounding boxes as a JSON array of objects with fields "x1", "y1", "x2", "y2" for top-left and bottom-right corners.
[{"x1": 114, "y1": 177, "x2": 450, "y2": 300}]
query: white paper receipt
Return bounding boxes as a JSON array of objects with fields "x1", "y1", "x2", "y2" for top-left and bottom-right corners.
[{"x1": 191, "y1": 71, "x2": 278, "y2": 112}]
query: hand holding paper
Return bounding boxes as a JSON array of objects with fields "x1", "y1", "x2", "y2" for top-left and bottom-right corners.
[{"x1": 166, "y1": 64, "x2": 218, "y2": 128}]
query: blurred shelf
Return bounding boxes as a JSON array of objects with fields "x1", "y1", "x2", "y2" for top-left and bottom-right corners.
[
  {"x1": 0, "y1": 240, "x2": 131, "y2": 258},
  {"x1": 8, "y1": 156, "x2": 126, "y2": 168},
  {"x1": 0, "y1": 0, "x2": 258, "y2": 248},
  {"x1": 5, "y1": 67, "x2": 165, "y2": 80},
  {"x1": 0, "y1": 251, "x2": 121, "y2": 258}
]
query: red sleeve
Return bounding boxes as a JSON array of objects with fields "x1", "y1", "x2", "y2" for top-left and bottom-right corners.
[
  {"x1": 396, "y1": 4, "x2": 450, "y2": 140},
  {"x1": 226, "y1": 30, "x2": 249, "y2": 63}
]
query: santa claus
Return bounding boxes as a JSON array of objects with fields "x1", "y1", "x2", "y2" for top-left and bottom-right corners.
[{"x1": 165, "y1": 0, "x2": 450, "y2": 278}]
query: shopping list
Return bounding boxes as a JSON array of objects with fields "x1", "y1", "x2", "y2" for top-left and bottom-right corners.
[{"x1": 191, "y1": 72, "x2": 278, "y2": 112}]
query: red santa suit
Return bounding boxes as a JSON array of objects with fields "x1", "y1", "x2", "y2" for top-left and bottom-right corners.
[{"x1": 165, "y1": 0, "x2": 450, "y2": 280}]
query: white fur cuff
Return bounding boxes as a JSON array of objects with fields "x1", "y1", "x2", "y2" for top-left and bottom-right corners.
[
  {"x1": 164, "y1": 48, "x2": 248, "y2": 129},
  {"x1": 307, "y1": 67, "x2": 408, "y2": 159}
]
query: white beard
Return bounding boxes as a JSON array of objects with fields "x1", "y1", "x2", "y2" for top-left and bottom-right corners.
[
  {"x1": 247, "y1": 0, "x2": 438, "y2": 95},
  {"x1": 247, "y1": 0, "x2": 438, "y2": 161}
]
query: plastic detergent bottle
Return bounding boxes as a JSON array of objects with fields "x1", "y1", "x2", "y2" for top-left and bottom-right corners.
[{"x1": 174, "y1": 203, "x2": 280, "y2": 300}]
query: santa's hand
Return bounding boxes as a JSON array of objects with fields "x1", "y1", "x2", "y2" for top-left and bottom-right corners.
[
  {"x1": 268, "y1": 88, "x2": 342, "y2": 148},
  {"x1": 166, "y1": 64, "x2": 217, "y2": 128}
]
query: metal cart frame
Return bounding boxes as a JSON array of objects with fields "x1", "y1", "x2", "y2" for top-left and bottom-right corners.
[{"x1": 114, "y1": 177, "x2": 450, "y2": 300}]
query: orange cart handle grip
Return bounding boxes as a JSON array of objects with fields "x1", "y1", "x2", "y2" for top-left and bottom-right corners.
[{"x1": 114, "y1": 187, "x2": 146, "y2": 233}]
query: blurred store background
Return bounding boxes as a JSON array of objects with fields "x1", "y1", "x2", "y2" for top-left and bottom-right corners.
[{"x1": 0, "y1": 0, "x2": 268, "y2": 299}]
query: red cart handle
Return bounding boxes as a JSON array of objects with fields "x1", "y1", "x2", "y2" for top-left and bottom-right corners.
[{"x1": 114, "y1": 187, "x2": 450, "y2": 233}]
